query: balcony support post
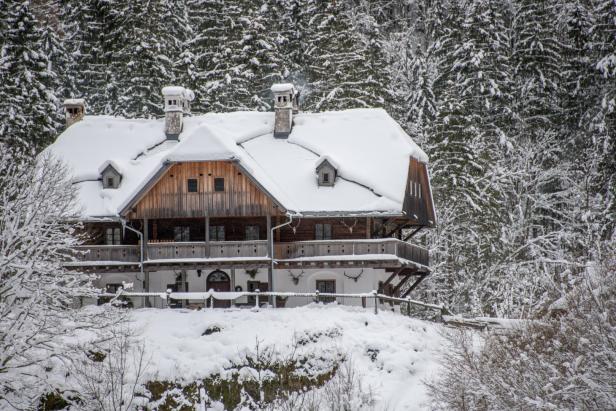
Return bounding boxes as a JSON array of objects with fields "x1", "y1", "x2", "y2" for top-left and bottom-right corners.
[{"x1": 205, "y1": 216, "x2": 210, "y2": 257}]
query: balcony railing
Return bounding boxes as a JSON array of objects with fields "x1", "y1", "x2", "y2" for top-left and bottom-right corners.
[
  {"x1": 273, "y1": 239, "x2": 428, "y2": 266},
  {"x1": 71, "y1": 239, "x2": 428, "y2": 267},
  {"x1": 147, "y1": 241, "x2": 269, "y2": 260}
]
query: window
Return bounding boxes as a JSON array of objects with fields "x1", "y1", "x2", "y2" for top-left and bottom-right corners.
[
  {"x1": 214, "y1": 177, "x2": 225, "y2": 192},
  {"x1": 315, "y1": 223, "x2": 332, "y2": 240},
  {"x1": 409, "y1": 181, "x2": 422, "y2": 198},
  {"x1": 323, "y1": 173, "x2": 329, "y2": 183},
  {"x1": 187, "y1": 178, "x2": 198, "y2": 192},
  {"x1": 106, "y1": 228, "x2": 121, "y2": 245},
  {"x1": 168, "y1": 100, "x2": 172, "y2": 105},
  {"x1": 316, "y1": 280, "x2": 336, "y2": 303},
  {"x1": 174, "y1": 226, "x2": 190, "y2": 242},
  {"x1": 209, "y1": 225, "x2": 225, "y2": 241},
  {"x1": 107, "y1": 177, "x2": 114, "y2": 187},
  {"x1": 245, "y1": 225, "x2": 260, "y2": 241},
  {"x1": 277, "y1": 96, "x2": 282, "y2": 103}
]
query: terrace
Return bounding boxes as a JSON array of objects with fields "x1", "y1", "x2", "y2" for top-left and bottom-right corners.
[{"x1": 68, "y1": 238, "x2": 429, "y2": 271}]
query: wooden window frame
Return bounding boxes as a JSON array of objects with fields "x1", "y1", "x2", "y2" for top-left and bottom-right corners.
[
  {"x1": 106, "y1": 227, "x2": 121, "y2": 245},
  {"x1": 245, "y1": 225, "x2": 260, "y2": 241},
  {"x1": 315, "y1": 223, "x2": 332, "y2": 240},
  {"x1": 214, "y1": 177, "x2": 225, "y2": 192},
  {"x1": 187, "y1": 178, "x2": 198, "y2": 193},
  {"x1": 174, "y1": 226, "x2": 190, "y2": 242},
  {"x1": 209, "y1": 225, "x2": 225, "y2": 241}
]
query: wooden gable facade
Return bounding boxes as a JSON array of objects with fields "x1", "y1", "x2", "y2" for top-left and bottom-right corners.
[
  {"x1": 403, "y1": 158, "x2": 436, "y2": 227},
  {"x1": 125, "y1": 161, "x2": 282, "y2": 219}
]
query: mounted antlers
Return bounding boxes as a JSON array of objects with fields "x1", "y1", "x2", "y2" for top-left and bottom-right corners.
[
  {"x1": 340, "y1": 218, "x2": 358, "y2": 233},
  {"x1": 288, "y1": 269, "x2": 305, "y2": 285},
  {"x1": 343, "y1": 269, "x2": 364, "y2": 282},
  {"x1": 289, "y1": 218, "x2": 302, "y2": 235}
]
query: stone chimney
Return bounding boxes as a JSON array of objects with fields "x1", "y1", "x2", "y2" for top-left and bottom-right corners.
[
  {"x1": 271, "y1": 83, "x2": 298, "y2": 138},
  {"x1": 63, "y1": 98, "x2": 85, "y2": 128},
  {"x1": 162, "y1": 86, "x2": 195, "y2": 140}
]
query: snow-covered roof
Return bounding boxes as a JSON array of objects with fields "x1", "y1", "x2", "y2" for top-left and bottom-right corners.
[
  {"x1": 161, "y1": 86, "x2": 195, "y2": 101},
  {"x1": 44, "y1": 108, "x2": 428, "y2": 219},
  {"x1": 64, "y1": 98, "x2": 85, "y2": 106},
  {"x1": 270, "y1": 83, "x2": 295, "y2": 93}
]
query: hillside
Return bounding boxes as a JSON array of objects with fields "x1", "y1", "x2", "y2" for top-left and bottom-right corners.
[
  {"x1": 44, "y1": 305, "x2": 446, "y2": 410},
  {"x1": 136, "y1": 305, "x2": 444, "y2": 409}
]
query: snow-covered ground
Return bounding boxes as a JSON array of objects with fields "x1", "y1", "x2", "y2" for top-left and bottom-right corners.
[{"x1": 133, "y1": 304, "x2": 446, "y2": 410}]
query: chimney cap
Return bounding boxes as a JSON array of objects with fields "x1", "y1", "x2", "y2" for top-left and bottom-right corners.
[
  {"x1": 162, "y1": 86, "x2": 195, "y2": 101},
  {"x1": 271, "y1": 83, "x2": 295, "y2": 93},
  {"x1": 64, "y1": 98, "x2": 85, "y2": 107}
]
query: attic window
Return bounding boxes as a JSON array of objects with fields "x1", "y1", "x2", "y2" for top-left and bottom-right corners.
[
  {"x1": 101, "y1": 164, "x2": 121, "y2": 189},
  {"x1": 323, "y1": 173, "x2": 330, "y2": 183},
  {"x1": 214, "y1": 177, "x2": 225, "y2": 192},
  {"x1": 187, "y1": 178, "x2": 198, "y2": 192}
]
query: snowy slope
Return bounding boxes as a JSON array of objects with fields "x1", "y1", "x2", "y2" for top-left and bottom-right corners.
[
  {"x1": 133, "y1": 304, "x2": 445, "y2": 410},
  {"x1": 45, "y1": 109, "x2": 428, "y2": 219}
]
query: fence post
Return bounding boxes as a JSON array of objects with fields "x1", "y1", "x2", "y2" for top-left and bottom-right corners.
[
  {"x1": 407, "y1": 297, "x2": 412, "y2": 317},
  {"x1": 315, "y1": 290, "x2": 320, "y2": 304},
  {"x1": 166, "y1": 288, "x2": 172, "y2": 309},
  {"x1": 209, "y1": 295, "x2": 214, "y2": 309},
  {"x1": 255, "y1": 289, "x2": 260, "y2": 309},
  {"x1": 361, "y1": 296, "x2": 366, "y2": 308},
  {"x1": 373, "y1": 290, "x2": 378, "y2": 315}
]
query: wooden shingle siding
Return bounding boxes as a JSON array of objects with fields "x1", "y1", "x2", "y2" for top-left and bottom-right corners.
[
  {"x1": 129, "y1": 161, "x2": 281, "y2": 219},
  {"x1": 403, "y1": 158, "x2": 436, "y2": 226}
]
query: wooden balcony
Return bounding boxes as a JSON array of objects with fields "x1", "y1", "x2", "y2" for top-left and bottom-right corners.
[
  {"x1": 273, "y1": 239, "x2": 429, "y2": 268},
  {"x1": 69, "y1": 239, "x2": 428, "y2": 271}
]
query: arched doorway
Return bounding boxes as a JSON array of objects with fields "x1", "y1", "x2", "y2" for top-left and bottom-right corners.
[{"x1": 206, "y1": 270, "x2": 231, "y2": 308}]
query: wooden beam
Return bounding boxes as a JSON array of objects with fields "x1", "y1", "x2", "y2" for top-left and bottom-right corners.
[
  {"x1": 401, "y1": 273, "x2": 429, "y2": 298},
  {"x1": 382, "y1": 268, "x2": 404, "y2": 289},
  {"x1": 403, "y1": 226, "x2": 423, "y2": 242},
  {"x1": 383, "y1": 222, "x2": 411, "y2": 239},
  {"x1": 392, "y1": 273, "x2": 413, "y2": 296}
]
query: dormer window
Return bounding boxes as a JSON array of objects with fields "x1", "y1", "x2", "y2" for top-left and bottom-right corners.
[
  {"x1": 315, "y1": 157, "x2": 338, "y2": 187},
  {"x1": 100, "y1": 162, "x2": 122, "y2": 189}
]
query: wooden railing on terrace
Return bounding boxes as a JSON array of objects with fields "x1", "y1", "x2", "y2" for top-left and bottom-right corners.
[
  {"x1": 147, "y1": 241, "x2": 268, "y2": 260},
  {"x1": 71, "y1": 239, "x2": 428, "y2": 267},
  {"x1": 71, "y1": 245, "x2": 141, "y2": 263},
  {"x1": 273, "y1": 239, "x2": 428, "y2": 267}
]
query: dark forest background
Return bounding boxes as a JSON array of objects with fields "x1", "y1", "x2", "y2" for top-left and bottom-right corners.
[{"x1": 1, "y1": 0, "x2": 614, "y2": 317}]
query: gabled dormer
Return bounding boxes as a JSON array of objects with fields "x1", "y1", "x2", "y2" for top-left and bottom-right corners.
[
  {"x1": 315, "y1": 156, "x2": 338, "y2": 187},
  {"x1": 99, "y1": 161, "x2": 123, "y2": 189}
]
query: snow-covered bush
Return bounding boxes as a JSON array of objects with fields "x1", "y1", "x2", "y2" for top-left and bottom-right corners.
[
  {"x1": 428, "y1": 250, "x2": 616, "y2": 410},
  {"x1": 67, "y1": 323, "x2": 149, "y2": 411},
  {"x1": 0, "y1": 144, "x2": 107, "y2": 408}
]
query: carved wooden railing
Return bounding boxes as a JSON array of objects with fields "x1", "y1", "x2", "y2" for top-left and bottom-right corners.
[
  {"x1": 274, "y1": 239, "x2": 429, "y2": 266},
  {"x1": 147, "y1": 241, "x2": 268, "y2": 260},
  {"x1": 71, "y1": 239, "x2": 428, "y2": 267},
  {"x1": 71, "y1": 245, "x2": 141, "y2": 263}
]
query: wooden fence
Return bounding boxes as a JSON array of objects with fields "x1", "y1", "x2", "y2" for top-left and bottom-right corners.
[{"x1": 96, "y1": 289, "x2": 449, "y2": 316}]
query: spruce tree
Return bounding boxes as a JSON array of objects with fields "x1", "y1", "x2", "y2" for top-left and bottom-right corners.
[
  {"x1": 299, "y1": 0, "x2": 390, "y2": 111},
  {"x1": 0, "y1": 1, "x2": 62, "y2": 149}
]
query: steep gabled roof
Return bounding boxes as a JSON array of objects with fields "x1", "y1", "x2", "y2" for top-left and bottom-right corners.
[{"x1": 44, "y1": 108, "x2": 428, "y2": 219}]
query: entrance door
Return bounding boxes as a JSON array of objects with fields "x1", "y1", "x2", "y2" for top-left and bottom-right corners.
[
  {"x1": 316, "y1": 280, "x2": 336, "y2": 303},
  {"x1": 206, "y1": 270, "x2": 231, "y2": 308}
]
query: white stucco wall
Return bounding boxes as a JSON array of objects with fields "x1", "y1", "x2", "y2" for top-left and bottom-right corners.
[{"x1": 91, "y1": 267, "x2": 391, "y2": 309}]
